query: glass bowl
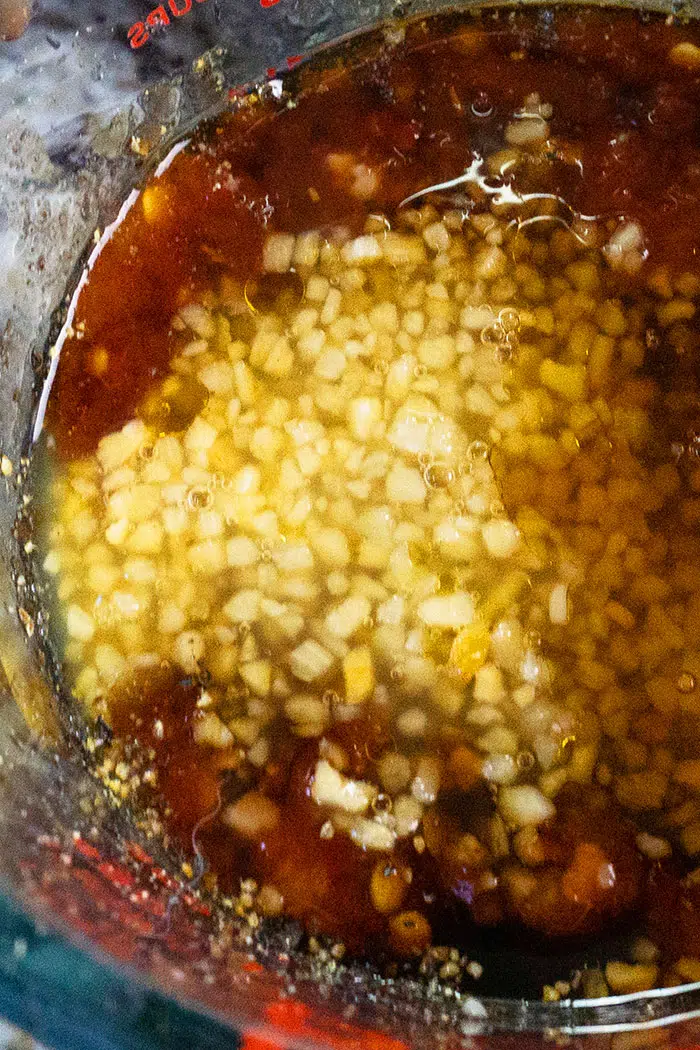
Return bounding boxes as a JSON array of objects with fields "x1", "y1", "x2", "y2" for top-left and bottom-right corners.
[{"x1": 2, "y1": 2, "x2": 700, "y2": 1047}]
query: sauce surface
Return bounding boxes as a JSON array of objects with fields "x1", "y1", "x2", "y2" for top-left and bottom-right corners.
[
  {"x1": 50, "y1": 7, "x2": 700, "y2": 460},
  {"x1": 34, "y1": 6, "x2": 700, "y2": 997}
]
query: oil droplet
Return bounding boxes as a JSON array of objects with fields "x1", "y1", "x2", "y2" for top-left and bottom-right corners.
[
  {"x1": 480, "y1": 322, "x2": 506, "y2": 346},
  {"x1": 467, "y1": 440, "x2": 489, "y2": 461},
  {"x1": 471, "y1": 90, "x2": 493, "y2": 118},
  {"x1": 424, "y1": 462, "x2": 455, "y2": 488},
  {"x1": 499, "y1": 307, "x2": 521, "y2": 333},
  {"x1": 677, "y1": 671, "x2": 696, "y2": 694},
  {"x1": 372, "y1": 793, "x2": 393, "y2": 814}
]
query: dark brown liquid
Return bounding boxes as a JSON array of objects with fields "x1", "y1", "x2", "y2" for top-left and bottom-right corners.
[{"x1": 108, "y1": 664, "x2": 684, "y2": 980}]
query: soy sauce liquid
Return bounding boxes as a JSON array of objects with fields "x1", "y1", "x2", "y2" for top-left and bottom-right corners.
[{"x1": 34, "y1": 6, "x2": 700, "y2": 993}]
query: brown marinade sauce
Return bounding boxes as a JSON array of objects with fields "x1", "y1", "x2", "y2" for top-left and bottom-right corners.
[
  {"x1": 44, "y1": 6, "x2": 700, "y2": 989},
  {"x1": 51, "y1": 8, "x2": 700, "y2": 458}
]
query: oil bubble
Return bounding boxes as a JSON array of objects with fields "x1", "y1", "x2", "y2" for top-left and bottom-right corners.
[
  {"x1": 471, "y1": 90, "x2": 493, "y2": 118},
  {"x1": 424, "y1": 462, "x2": 455, "y2": 488},
  {"x1": 467, "y1": 440, "x2": 490, "y2": 461},
  {"x1": 480, "y1": 323, "x2": 506, "y2": 346},
  {"x1": 677, "y1": 671, "x2": 696, "y2": 694},
  {"x1": 372, "y1": 793, "x2": 393, "y2": 814},
  {"x1": 499, "y1": 307, "x2": 521, "y2": 332}
]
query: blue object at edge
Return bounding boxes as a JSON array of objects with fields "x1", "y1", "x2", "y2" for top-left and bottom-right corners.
[{"x1": 0, "y1": 893, "x2": 242, "y2": 1050}]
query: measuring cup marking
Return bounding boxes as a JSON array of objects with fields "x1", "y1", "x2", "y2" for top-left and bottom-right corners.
[{"x1": 128, "y1": 0, "x2": 209, "y2": 48}]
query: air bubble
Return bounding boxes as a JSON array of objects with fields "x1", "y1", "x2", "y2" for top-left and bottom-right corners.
[
  {"x1": 499, "y1": 307, "x2": 521, "y2": 333},
  {"x1": 424, "y1": 462, "x2": 455, "y2": 488},
  {"x1": 372, "y1": 793, "x2": 393, "y2": 814},
  {"x1": 467, "y1": 440, "x2": 489, "y2": 461},
  {"x1": 677, "y1": 671, "x2": 696, "y2": 694},
  {"x1": 471, "y1": 91, "x2": 493, "y2": 118},
  {"x1": 480, "y1": 323, "x2": 506, "y2": 347}
]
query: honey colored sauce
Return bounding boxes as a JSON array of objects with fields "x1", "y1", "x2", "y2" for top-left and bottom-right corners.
[{"x1": 37, "y1": 7, "x2": 700, "y2": 994}]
